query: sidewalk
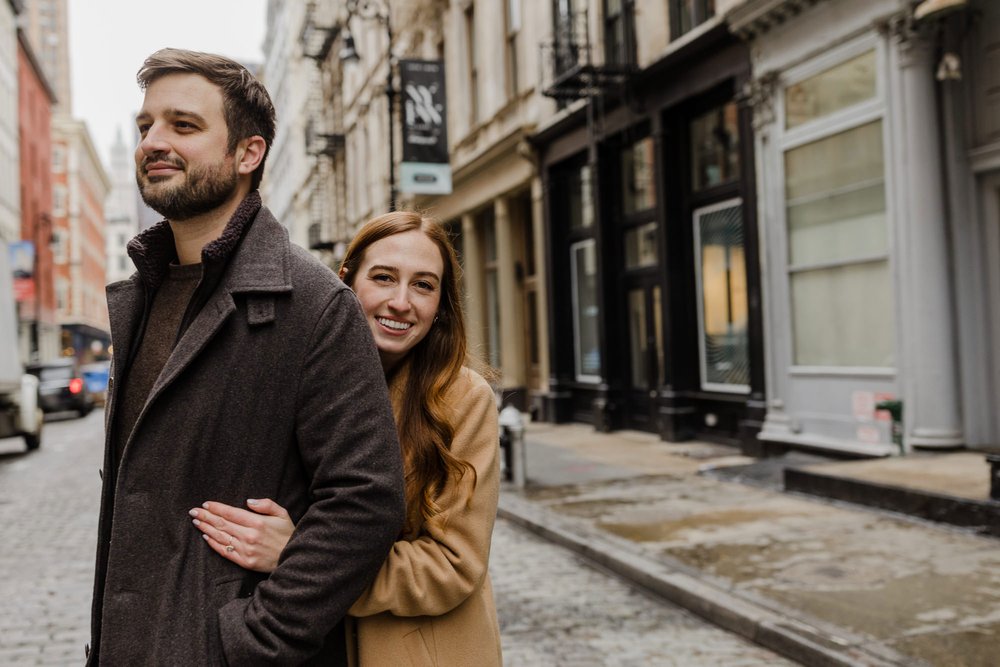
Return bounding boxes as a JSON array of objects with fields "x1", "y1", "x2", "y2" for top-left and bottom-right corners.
[{"x1": 498, "y1": 422, "x2": 1000, "y2": 667}]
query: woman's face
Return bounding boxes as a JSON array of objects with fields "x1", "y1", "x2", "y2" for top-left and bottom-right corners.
[{"x1": 350, "y1": 230, "x2": 444, "y2": 370}]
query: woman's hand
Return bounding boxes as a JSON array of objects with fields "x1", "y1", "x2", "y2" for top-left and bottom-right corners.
[{"x1": 189, "y1": 498, "x2": 295, "y2": 573}]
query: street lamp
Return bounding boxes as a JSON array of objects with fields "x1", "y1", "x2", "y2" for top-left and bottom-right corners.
[{"x1": 340, "y1": 0, "x2": 397, "y2": 212}]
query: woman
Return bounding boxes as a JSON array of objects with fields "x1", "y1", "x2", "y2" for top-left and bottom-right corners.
[{"x1": 190, "y1": 211, "x2": 503, "y2": 666}]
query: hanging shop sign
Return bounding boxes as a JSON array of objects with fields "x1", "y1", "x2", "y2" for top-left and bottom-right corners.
[{"x1": 399, "y1": 59, "x2": 452, "y2": 195}]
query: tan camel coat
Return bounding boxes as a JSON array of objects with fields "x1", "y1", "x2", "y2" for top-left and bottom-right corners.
[{"x1": 347, "y1": 364, "x2": 503, "y2": 667}]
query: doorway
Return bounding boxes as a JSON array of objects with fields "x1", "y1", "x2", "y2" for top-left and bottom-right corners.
[{"x1": 623, "y1": 275, "x2": 665, "y2": 430}]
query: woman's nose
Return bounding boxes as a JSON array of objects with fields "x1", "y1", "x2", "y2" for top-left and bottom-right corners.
[{"x1": 387, "y1": 287, "x2": 411, "y2": 311}]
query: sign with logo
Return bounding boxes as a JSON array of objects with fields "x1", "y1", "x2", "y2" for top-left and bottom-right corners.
[
  {"x1": 8, "y1": 241, "x2": 35, "y2": 302},
  {"x1": 399, "y1": 59, "x2": 452, "y2": 195}
]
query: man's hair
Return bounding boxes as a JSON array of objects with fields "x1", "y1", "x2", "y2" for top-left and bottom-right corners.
[{"x1": 137, "y1": 48, "x2": 276, "y2": 190}]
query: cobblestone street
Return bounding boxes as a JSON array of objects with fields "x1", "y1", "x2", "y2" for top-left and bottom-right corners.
[
  {"x1": 0, "y1": 411, "x2": 103, "y2": 666},
  {"x1": 490, "y1": 518, "x2": 794, "y2": 666},
  {"x1": 0, "y1": 411, "x2": 792, "y2": 666}
]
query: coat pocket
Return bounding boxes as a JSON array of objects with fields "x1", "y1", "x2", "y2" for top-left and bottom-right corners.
[{"x1": 402, "y1": 627, "x2": 436, "y2": 667}]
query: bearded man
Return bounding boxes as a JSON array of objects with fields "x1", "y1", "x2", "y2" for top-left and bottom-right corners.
[{"x1": 87, "y1": 48, "x2": 405, "y2": 666}]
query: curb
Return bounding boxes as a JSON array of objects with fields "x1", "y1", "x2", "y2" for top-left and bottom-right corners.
[{"x1": 498, "y1": 493, "x2": 915, "y2": 667}]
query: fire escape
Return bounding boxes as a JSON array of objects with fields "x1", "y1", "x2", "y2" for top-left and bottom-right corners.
[{"x1": 300, "y1": 1, "x2": 349, "y2": 262}]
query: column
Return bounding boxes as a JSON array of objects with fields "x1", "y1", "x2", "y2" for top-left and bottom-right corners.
[
  {"x1": 531, "y1": 176, "x2": 550, "y2": 395},
  {"x1": 495, "y1": 197, "x2": 525, "y2": 404},
  {"x1": 895, "y1": 26, "x2": 964, "y2": 449},
  {"x1": 461, "y1": 213, "x2": 486, "y2": 364}
]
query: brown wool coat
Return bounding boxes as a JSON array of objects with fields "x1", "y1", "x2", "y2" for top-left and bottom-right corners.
[
  {"x1": 346, "y1": 364, "x2": 503, "y2": 667},
  {"x1": 89, "y1": 199, "x2": 406, "y2": 666}
]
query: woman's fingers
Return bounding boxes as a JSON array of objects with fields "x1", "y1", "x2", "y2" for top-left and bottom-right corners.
[
  {"x1": 201, "y1": 501, "x2": 266, "y2": 530},
  {"x1": 202, "y1": 533, "x2": 243, "y2": 566},
  {"x1": 246, "y1": 497, "x2": 290, "y2": 519}
]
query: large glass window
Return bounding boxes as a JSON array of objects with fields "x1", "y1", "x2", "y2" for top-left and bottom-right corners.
[
  {"x1": 785, "y1": 51, "x2": 876, "y2": 129},
  {"x1": 568, "y1": 163, "x2": 595, "y2": 230},
  {"x1": 691, "y1": 101, "x2": 740, "y2": 191},
  {"x1": 673, "y1": 0, "x2": 715, "y2": 37},
  {"x1": 604, "y1": 0, "x2": 634, "y2": 67},
  {"x1": 694, "y1": 200, "x2": 750, "y2": 391},
  {"x1": 505, "y1": 0, "x2": 521, "y2": 98},
  {"x1": 784, "y1": 118, "x2": 892, "y2": 366},
  {"x1": 622, "y1": 137, "x2": 656, "y2": 214},
  {"x1": 571, "y1": 239, "x2": 601, "y2": 381}
]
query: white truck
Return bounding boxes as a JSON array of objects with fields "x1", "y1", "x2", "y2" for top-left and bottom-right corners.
[{"x1": 0, "y1": 246, "x2": 42, "y2": 450}]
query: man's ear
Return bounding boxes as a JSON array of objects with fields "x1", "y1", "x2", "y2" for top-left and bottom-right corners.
[
  {"x1": 236, "y1": 136, "x2": 266, "y2": 175},
  {"x1": 338, "y1": 267, "x2": 349, "y2": 281}
]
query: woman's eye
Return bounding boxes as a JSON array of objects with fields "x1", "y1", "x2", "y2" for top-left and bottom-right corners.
[
  {"x1": 415, "y1": 281, "x2": 435, "y2": 291},
  {"x1": 372, "y1": 274, "x2": 393, "y2": 283}
]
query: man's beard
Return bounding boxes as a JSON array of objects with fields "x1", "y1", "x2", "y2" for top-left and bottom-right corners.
[{"x1": 137, "y1": 155, "x2": 239, "y2": 221}]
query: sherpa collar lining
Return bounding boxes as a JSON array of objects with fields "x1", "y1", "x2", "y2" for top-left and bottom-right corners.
[{"x1": 126, "y1": 190, "x2": 263, "y2": 291}]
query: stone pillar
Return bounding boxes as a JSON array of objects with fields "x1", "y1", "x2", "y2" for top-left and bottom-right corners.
[
  {"x1": 895, "y1": 25, "x2": 963, "y2": 449},
  {"x1": 495, "y1": 197, "x2": 526, "y2": 407},
  {"x1": 461, "y1": 213, "x2": 486, "y2": 364},
  {"x1": 531, "y1": 176, "x2": 550, "y2": 395}
]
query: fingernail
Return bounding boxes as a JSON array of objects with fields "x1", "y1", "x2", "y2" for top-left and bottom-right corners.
[
  {"x1": 188, "y1": 509, "x2": 199, "y2": 518},
  {"x1": 247, "y1": 499, "x2": 258, "y2": 506},
  {"x1": 192, "y1": 519, "x2": 200, "y2": 526},
  {"x1": 202, "y1": 502, "x2": 209, "y2": 509},
  {"x1": 202, "y1": 534, "x2": 209, "y2": 541}
]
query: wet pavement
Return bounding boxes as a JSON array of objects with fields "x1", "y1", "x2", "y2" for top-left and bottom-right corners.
[
  {"x1": 491, "y1": 517, "x2": 795, "y2": 666},
  {"x1": 500, "y1": 422, "x2": 1000, "y2": 667}
]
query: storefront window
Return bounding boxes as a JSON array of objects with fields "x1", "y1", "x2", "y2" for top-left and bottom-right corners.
[
  {"x1": 691, "y1": 101, "x2": 740, "y2": 191},
  {"x1": 694, "y1": 200, "x2": 749, "y2": 391},
  {"x1": 571, "y1": 239, "x2": 601, "y2": 381},
  {"x1": 568, "y1": 163, "x2": 595, "y2": 229},
  {"x1": 622, "y1": 137, "x2": 656, "y2": 214},
  {"x1": 785, "y1": 120, "x2": 892, "y2": 367},
  {"x1": 785, "y1": 51, "x2": 876, "y2": 129},
  {"x1": 624, "y1": 222, "x2": 657, "y2": 269}
]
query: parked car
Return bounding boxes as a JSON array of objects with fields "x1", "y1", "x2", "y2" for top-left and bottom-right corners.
[
  {"x1": 0, "y1": 248, "x2": 43, "y2": 450},
  {"x1": 81, "y1": 360, "x2": 111, "y2": 406},
  {"x1": 25, "y1": 359, "x2": 95, "y2": 418}
]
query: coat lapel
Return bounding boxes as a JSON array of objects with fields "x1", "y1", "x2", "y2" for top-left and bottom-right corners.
[
  {"x1": 141, "y1": 207, "x2": 293, "y2": 410},
  {"x1": 106, "y1": 277, "x2": 145, "y2": 382}
]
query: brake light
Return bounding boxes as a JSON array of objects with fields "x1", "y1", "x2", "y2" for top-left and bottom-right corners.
[{"x1": 69, "y1": 377, "x2": 84, "y2": 394}]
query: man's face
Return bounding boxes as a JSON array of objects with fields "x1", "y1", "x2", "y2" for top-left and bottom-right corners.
[{"x1": 135, "y1": 73, "x2": 239, "y2": 221}]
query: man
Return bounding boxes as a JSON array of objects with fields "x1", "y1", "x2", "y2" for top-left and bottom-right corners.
[{"x1": 88, "y1": 48, "x2": 405, "y2": 665}]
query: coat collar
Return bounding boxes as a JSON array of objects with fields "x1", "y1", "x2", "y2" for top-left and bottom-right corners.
[{"x1": 125, "y1": 190, "x2": 264, "y2": 291}]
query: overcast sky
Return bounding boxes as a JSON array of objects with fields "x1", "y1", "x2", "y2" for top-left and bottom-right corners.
[{"x1": 67, "y1": 0, "x2": 267, "y2": 170}]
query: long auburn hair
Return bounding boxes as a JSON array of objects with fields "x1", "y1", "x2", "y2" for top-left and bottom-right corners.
[{"x1": 340, "y1": 211, "x2": 476, "y2": 526}]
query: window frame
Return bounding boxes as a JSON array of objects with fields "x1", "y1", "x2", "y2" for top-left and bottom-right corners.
[{"x1": 776, "y1": 35, "x2": 896, "y2": 373}]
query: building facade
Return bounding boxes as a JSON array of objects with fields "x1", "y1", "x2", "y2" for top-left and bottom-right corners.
[
  {"x1": 103, "y1": 127, "x2": 138, "y2": 285},
  {"x1": 18, "y1": 0, "x2": 70, "y2": 114},
  {"x1": 529, "y1": 0, "x2": 765, "y2": 448},
  {"x1": 51, "y1": 117, "x2": 110, "y2": 362},
  {"x1": 731, "y1": 0, "x2": 994, "y2": 456},
  {"x1": 411, "y1": 0, "x2": 557, "y2": 412},
  {"x1": 260, "y1": 0, "x2": 318, "y2": 251},
  {"x1": 17, "y1": 25, "x2": 58, "y2": 363},
  {"x1": 1, "y1": 0, "x2": 20, "y2": 246}
]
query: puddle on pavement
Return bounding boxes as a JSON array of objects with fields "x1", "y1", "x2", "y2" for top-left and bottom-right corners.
[
  {"x1": 759, "y1": 568, "x2": 999, "y2": 644},
  {"x1": 547, "y1": 498, "x2": 641, "y2": 518},
  {"x1": 888, "y1": 621, "x2": 1000, "y2": 667},
  {"x1": 598, "y1": 507, "x2": 804, "y2": 543}
]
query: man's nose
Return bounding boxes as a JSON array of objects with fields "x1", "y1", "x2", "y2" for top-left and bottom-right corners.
[{"x1": 138, "y1": 124, "x2": 170, "y2": 155}]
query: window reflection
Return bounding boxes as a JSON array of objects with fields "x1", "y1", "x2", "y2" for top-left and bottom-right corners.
[{"x1": 690, "y1": 101, "x2": 740, "y2": 191}]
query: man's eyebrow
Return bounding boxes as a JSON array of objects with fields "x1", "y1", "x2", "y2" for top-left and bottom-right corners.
[{"x1": 134, "y1": 109, "x2": 208, "y2": 124}]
